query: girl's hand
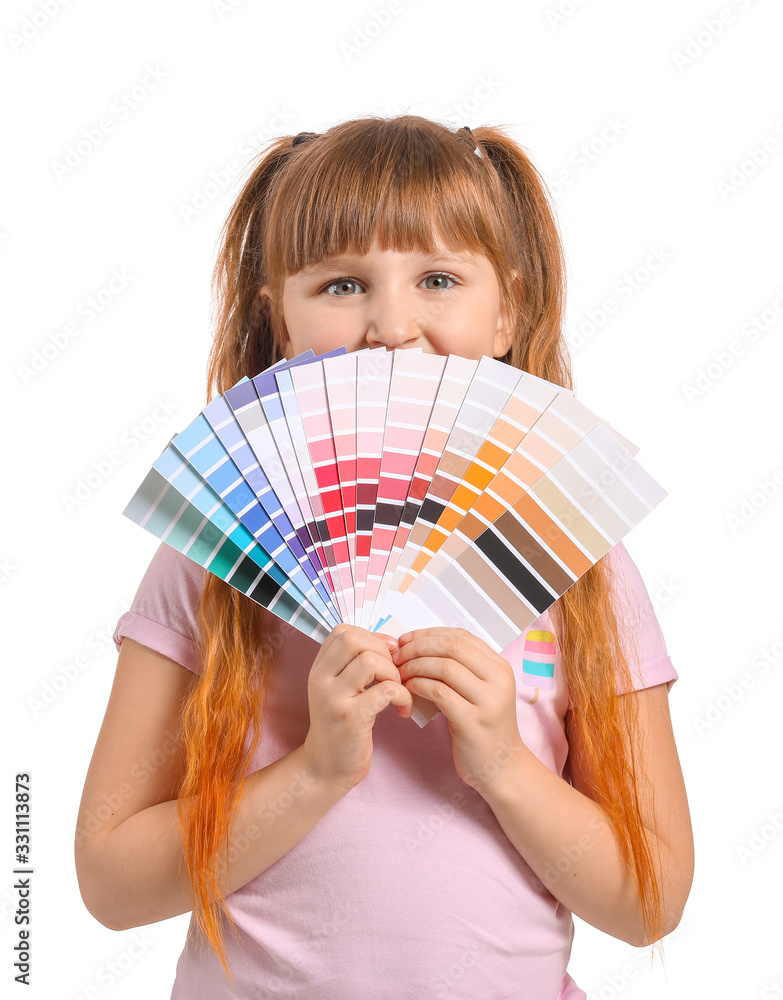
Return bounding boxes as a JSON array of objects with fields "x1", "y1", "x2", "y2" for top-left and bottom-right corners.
[
  {"x1": 391, "y1": 628, "x2": 525, "y2": 795},
  {"x1": 301, "y1": 624, "x2": 413, "y2": 796}
]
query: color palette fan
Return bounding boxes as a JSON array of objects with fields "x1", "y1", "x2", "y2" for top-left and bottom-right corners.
[{"x1": 122, "y1": 347, "x2": 667, "y2": 726}]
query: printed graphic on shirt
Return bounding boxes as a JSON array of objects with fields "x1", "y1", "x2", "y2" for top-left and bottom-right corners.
[{"x1": 522, "y1": 629, "x2": 556, "y2": 704}]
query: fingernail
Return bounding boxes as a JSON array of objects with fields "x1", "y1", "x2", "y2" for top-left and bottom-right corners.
[
  {"x1": 398, "y1": 632, "x2": 412, "y2": 643},
  {"x1": 379, "y1": 634, "x2": 399, "y2": 650}
]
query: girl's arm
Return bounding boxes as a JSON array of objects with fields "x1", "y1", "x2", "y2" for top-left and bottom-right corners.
[
  {"x1": 484, "y1": 682, "x2": 695, "y2": 946},
  {"x1": 74, "y1": 638, "x2": 346, "y2": 931}
]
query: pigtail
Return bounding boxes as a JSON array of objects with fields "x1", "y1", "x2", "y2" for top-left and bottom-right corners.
[
  {"x1": 205, "y1": 136, "x2": 295, "y2": 404},
  {"x1": 472, "y1": 127, "x2": 573, "y2": 384}
]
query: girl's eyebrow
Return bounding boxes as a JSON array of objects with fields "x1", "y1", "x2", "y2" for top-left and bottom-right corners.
[{"x1": 298, "y1": 250, "x2": 479, "y2": 276}]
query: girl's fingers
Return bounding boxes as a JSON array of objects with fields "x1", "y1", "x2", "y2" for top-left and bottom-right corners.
[
  {"x1": 392, "y1": 628, "x2": 501, "y2": 681},
  {"x1": 334, "y1": 653, "x2": 413, "y2": 720},
  {"x1": 318, "y1": 624, "x2": 396, "y2": 659},
  {"x1": 313, "y1": 625, "x2": 395, "y2": 681},
  {"x1": 397, "y1": 655, "x2": 483, "y2": 705},
  {"x1": 340, "y1": 649, "x2": 404, "y2": 696},
  {"x1": 314, "y1": 622, "x2": 352, "y2": 658}
]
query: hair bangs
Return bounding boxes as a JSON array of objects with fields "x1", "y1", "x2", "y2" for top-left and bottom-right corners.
[{"x1": 265, "y1": 119, "x2": 513, "y2": 293}]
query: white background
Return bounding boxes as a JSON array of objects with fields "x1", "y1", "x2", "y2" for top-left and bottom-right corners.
[{"x1": 3, "y1": 0, "x2": 783, "y2": 997}]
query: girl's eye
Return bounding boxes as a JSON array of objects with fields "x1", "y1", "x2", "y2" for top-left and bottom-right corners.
[
  {"x1": 324, "y1": 277, "x2": 362, "y2": 296},
  {"x1": 322, "y1": 272, "x2": 458, "y2": 296},
  {"x1": 422, "y1": 272, "x2": 457, "y2": 290}
]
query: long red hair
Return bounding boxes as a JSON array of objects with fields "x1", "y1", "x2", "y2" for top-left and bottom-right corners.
[{"x1": 176, "y1": 115, "x2": 667, "y2": 985}]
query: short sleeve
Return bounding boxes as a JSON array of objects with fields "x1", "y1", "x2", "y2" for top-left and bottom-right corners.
[
  {"x1": 603, "y1": 540, "x2": 679, "y2": 696},
  {"x1": 112, "y1": 542, "x2": 207, "y2": 675}
]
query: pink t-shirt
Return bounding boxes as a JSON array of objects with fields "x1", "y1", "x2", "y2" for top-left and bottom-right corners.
[{"x1": 113, "y1": 540, "x2": 678, "y2": 1000}]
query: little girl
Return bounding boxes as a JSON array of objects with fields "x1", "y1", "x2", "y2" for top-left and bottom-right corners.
[{"x1": 75, "y1": 115, "x2": 694, "y2": 999}]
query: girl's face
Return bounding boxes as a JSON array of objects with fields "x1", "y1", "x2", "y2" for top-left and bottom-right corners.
[{"x1": 268, "y1": 234, "x2": 513, "y2": 361}]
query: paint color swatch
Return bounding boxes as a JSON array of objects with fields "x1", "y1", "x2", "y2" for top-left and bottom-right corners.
[{"x1": 123, "y1": 348, "x2": 667, "y2": 728}]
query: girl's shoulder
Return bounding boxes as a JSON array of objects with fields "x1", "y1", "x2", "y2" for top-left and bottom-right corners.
[
  {"x1": 600, "y1": 540, "x2": 679, "y2": 694},
  {"x1": 126, "y1": 541, "x2": 207, "y2": 616},
  {"x1": 112, "y1": 543, "x2": 207, "y2": 675}
]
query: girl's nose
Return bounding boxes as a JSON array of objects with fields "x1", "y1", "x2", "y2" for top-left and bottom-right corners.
[
  {"x1": 364, "y1": 281, "x2": 424, "y2": 350},
  {"x1": 364, "y1": 292, "x2": 422, "y2": 350}
]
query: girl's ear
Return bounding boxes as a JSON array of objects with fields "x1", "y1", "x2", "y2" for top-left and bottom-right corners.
[
  {"x1": 493, "y1": 269, "x2": 519, "y2": 358},
  {"x1": 493, "y1": 318, "x2": 513, "y2": 358},
  {"x1": 260, "y1": 286, "x2": 293, "y2": 360}
]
